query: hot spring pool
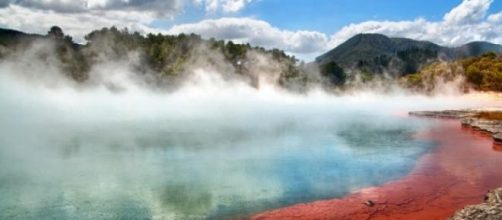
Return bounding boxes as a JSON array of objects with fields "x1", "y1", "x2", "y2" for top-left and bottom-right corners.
[
  {"x1": 0, "y1": 105, "x2": 435, "y2": 219},
  {"x1": 6, "y1": 73, "x2": 485, "y2": 219}
]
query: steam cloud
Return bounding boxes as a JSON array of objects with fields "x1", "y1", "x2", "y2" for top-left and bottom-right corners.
[{"x1": 0, "y1": 40, "x2": 501, "y2": 219}]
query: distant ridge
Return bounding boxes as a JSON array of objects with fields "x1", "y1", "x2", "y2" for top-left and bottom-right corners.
[
  {"x1": 0, "y1": 27, "x2": 44, "y2": 44},
  {"x1": 316, "y1": 33, "x2": 502, "y2": 76}
]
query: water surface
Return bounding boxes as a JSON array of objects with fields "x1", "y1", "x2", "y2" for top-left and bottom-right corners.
[{"x1": 0, "y1": 93, "x2": 435, "y2": 219}]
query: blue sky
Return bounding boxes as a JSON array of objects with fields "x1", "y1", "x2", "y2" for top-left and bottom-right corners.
[
  {"x1": 165, "y1": 0, "x2": 502, "y2": 34},
  {"x1": 1, "y1": 0, "x2": 502, "y2": 60},
  {"x1": 244, "y1": 0, "x2": 485, "y2": 32},
  {"x1": 172, "y1": 1, "x2": 456, "y2": 31}
]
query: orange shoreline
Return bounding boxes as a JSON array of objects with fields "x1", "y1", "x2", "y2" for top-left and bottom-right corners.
[{"x1": 252, "y1": 119, "x2": 502, "y2": 220}]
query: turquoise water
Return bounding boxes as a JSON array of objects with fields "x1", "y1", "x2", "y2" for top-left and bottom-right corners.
[
  {"x1": 0, "y1": 105, "x2": 434, "y2": 219},
  {"x1": 0, "y1": 74, "x2": 441, "y2": 219}
]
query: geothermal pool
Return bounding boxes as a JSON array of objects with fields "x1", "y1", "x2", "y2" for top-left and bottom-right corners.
[
  {"x1": 0, "y1": 72, "x2": 496, "y2": 219},
  {"x1": 0, "y1": 110, "x2": 434, "y2": 219}
]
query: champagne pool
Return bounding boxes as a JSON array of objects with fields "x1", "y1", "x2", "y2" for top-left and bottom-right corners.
[
  {"x1": 0, "y1": 104, "x2": 435, "y2": 219},
  {"x1": 1, "y1": 77, "x2": 478, "y2": 219}
]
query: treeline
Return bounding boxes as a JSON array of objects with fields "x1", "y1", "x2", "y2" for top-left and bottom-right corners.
[
  {"x1": 316, "y1": 47, "x2": 441, "y2": 88},
  {"x1": 402, "y1": 52, "x2": 502, "y2": 93},
  {"x1": 0, "y1": 26, "x2": 315, "y2": 90},
  {"x1": 2, "y1": 26, "x2": 502, "y2": 93}
]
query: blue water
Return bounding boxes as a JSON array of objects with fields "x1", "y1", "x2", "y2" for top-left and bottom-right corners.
[
  {"x1": 0, "y1": 106, "x2": 435, "y2": 219},
  {"x1": 0, "y1": 74, "x2": 443, "y2": 219}
]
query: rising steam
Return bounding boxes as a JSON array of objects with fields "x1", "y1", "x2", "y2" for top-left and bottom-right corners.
[{"x1": 0, "y1": 39, "x2": 501, "y2": 219}]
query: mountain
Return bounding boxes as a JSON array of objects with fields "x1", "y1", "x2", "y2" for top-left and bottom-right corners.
[
  {"x1": 447, "y1": 41, "x2": 502, "y2": 58},
  {"x1": 316, "y1": 33, "x2": 502, "y2": 76},
  {"x1": 0, "y1": 27, "x2": 44, "y2": 45}
]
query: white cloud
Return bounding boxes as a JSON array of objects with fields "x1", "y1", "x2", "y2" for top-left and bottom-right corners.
[
  {"x1": 0, "y1": 5, "x2": 165, "y2": 42},
  {"x1": 488, "y1": 11, "x2": 502, "y2": 23},
  {"x1": 167, "y1": 0, "x2": 502, "y2": 59},
  {"x1": 194, "y1": 0, "x2": 254, "y2": 13},
  {"x1": 221, "y1": 0, "x2": 252, "y2": 13},
  {"x1": 0, "y1": 0, "x2": 501, "y2": 61},
  {"x1": 328, "y1": 0, "x2": 502, "y2": 48},
  {"x1": 0, "y1": 0, "x2": 255, "y2": 44},
  {"x1": 0, "y1": 0, "x2": 183, "y2": 43},
  {"x1": 167, "y1": 17, "x2": 329, "y2": 54},
  {"x1": 0, "y1": 0, "x2": 183, "y2": 16},
  {"x1": 443, "y1": 0, "x2": 492, "y2": 24}
]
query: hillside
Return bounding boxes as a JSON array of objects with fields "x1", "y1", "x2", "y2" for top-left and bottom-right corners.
[
  {"x1": 1, "y1": 27, "x2": 502, "y2": 93},
  {"x1": 316, "y1": 33, "x2": 502, "y2": 76},
  {"x1": 0, "y1": 28, "x2": 44, "y2": 45},
  {"x1": 402, "y1": 52, "x2": 502, "y2": 93},
  {"x1": 0, "y1": 27, "x2": 309, "y2": 90}
]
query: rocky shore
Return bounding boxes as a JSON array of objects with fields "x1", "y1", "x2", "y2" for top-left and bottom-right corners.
[
  {"x1": 410, "y1": 109, "x2": 502, "y2": 219},
  {"x1": 450, "y1": 188, "x2": 502, "y2": 220},
  {"x1": 409, "y1": 109, "x2": 502, "y2": 144}
]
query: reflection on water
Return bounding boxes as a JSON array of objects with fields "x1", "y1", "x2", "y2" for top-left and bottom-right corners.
[{"x1": 0, "y1": 111, "x2": 434, "y2": 219}]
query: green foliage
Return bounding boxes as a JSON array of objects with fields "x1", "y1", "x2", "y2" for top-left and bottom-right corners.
[
  {"x1": 401, "y1": 61, "x2": 467, "y2": 93},
  {"x1": 320, "y1": 61, "x2": 346, "y2": 85},
  {"x1": 360, "y1": 71, "x2": 374, "y2": 82},
  {"x1": 397, "y1": 47, "x2": 437, "y2": 75},
  {"x1": 482, "y1": 51, "x2": 497, "y2": 59},
  {"x1": 22, "y1": 26, "x2": 499, "y2": 92},
  {"x1": 461, "y1": 52, "x2": 502, "y2": 91},
  {"x1": 465, "y1": 65, "x2": 483, "y2": 87},
  {"x1": 402, "y1": 73, "x2": 422, "y2": 88},
  {"x1": 0, "y1": 26, "x2": 302, "y2": 87},
  {"x1": 47, "y1": 27, "x2": 90, "y2": 81},
  {"x1": 402, "y1": 52, "x2": 502, "y2": 92},
  {"x1": 48, "y1": 26, "x2": 64, "y2": 40},
  {"x1": 224, "y1": 41, "x2": 247, "y2": 63},
  {"x1": 141, "y1": 32, "x2": 202, "y2": 77}
]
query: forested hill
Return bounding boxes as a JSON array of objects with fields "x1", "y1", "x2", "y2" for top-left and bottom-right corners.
[
  {"x1": 0, "y1": 26, "x2": 309, "y2": 90},
  {"x1": 316, "y1": 33, "x2": 502, "y2": 77},
  {"x1": 1, "y1": 27, "x2": 502, "y2": 93},
  {"x1": 402, "y1": 52, "x2": 502, "y2": 93},
  {"x1": 0, "y1": 28, "x2": 45, "y2": 45}
]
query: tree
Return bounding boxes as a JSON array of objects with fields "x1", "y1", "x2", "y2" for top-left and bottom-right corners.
[
  {"x1": 321, "y1": 61, "x2": 346, "y2": 85},
  {"x1": 48, "y1": 26, "x2": 64, "y2": 40},
  {"x1": 481, "y1": 51, "x2": 497, "y2": 59}
]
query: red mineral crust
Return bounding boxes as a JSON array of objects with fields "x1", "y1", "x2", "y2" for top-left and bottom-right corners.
[{"x1": 252, "y1": 120, "x2": 502, "y2": 220}]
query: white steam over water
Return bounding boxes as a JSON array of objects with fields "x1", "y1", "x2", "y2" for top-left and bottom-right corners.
[{"x1": 0, "y1": 59, "x2": 501, "y2": 219}]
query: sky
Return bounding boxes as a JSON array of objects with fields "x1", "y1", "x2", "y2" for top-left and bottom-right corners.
[{"x1": 0, "y1": 0, "x2": 501, "y2": 61}]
